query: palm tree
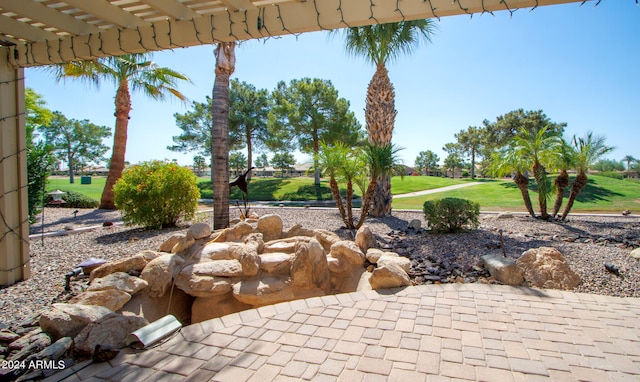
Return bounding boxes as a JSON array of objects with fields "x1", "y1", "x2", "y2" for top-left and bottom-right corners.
[
  {"x1": 316, "y1": 141, "x2": 350, "y2": 228},
  {"x1": 211, "y1": 42, "x2": 236, "y2": 229},
  {"x1": 622, "y1": 155, "x2": 637, "y2": 171},
  {"x1": 511, "y1": 126, "x2": 562, "y2": 220},
  {"x1": 561, "y1": 132, "x2": 614, "y2": 221},
  {"x1": 549, "y1": 139, "x2": 575, "y2": 218},
  {"x1": 489, "y1": 149, "x2": 536, "y2": 218},
  {"x1": 51, "y1": 54, "x2": 190, "y2": 209},
  {"x1": 338, "y1": 20, "x2": 435, "y2": 217}
]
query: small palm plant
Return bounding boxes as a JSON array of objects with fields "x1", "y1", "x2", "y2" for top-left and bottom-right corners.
[
  {"x1": 549, "y1": 139, "x2": 575, "y2": 218},
  {"x1": 560, "y1": 132, "x2": 614, "y2": 221},
  {"x1": 489, "y1": 148, "x2": 536, "y2": 218}
]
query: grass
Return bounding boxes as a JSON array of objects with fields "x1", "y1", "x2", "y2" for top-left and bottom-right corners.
[
  {"x1": 392, "y1": 175, "x2": 640, "y2": 213},
  {"x1": 47, "y1": 174, "x2": 640, "y2": 213}
]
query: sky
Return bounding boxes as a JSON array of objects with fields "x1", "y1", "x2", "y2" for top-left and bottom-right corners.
[{"x1": 25, "y1": 1, "x2": 640, "y2": 169}]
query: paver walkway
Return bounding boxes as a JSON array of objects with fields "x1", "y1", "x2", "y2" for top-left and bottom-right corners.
[
  {"x1": 50, "y1": 284, "x2": 640, "y2": 382},
  {"x1": 393, "y1": 182, "x2": 482, "y2": 199}
]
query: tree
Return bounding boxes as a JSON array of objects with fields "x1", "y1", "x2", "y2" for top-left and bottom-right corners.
[
  {"x1": 549, "y1": 139, "x2": 575, "y2": 218},
  {"x1": 193, "y1": 155, "x2": 206, "y2": 176},
  {"x1": 622, "y1": 155, "x2": 638, "y2": 171},
  {"x1": 270, "y1": 78, "x2": 363, "y2": 185},
  {"x1": 337, "y1": 20, "x2": 435, "y2": 217},
  {"x1": 415, "y1": 150, "x2": 440, "y2": 176},
  {"x1": 229, "y1": 79, "x2": 270, "y2": 180},
  {"x1": 561, "y1": 132, "x2": 614, "y2": 221},
  {"x1": 511, "y1": 126, "x2": 562, "y2": 220},
  {"x1": 170, "y1": 97, "x2": 213, "y2": 158},
  {"x1": 489, "y1": 148, "x2": 536, "y2": 218},
  {"x1": 229, "y1": 151, "x2": 247, "y2": 174},
  {"x1": 592, "y1": 158, "x2": 624, "y2": 172},
  {"x1": 211, "y1": 42, "x2": 236, "y2": 229},
  {"x1": 271, "y1": 152, "x2": 296, "y2": 178},
  {"x1": 455, "y1": 126, "x2": 484, "y2": 179},
  {"x1": 25, "y1": 89, "x2": 54, "y2": 222},
  {"x1": 40, "y1": 112, "x2": 111, "y2": 184},
  {"x1": 51, "y1": 53, "x2": 190, "y2": 209},
  {"x1": 443, "y1": 153, "x2": 464, "y2": 179},
  {"x1": 255, "y1": 153, "x2": 269, "y2": 172},
  {"x1": 482, "y1": 109, "x2": 566, "y2": 165}
]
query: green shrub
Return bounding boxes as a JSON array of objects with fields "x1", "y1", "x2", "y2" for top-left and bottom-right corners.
[
  {"x1": 423, "y1": 197, "x2": 480, "y2": 233},
  {"x1": 114, "y1": 160, "x2": 200, "y2": 229},
  {"x1": 600, "y1": 171, "x2": 624, "y2": 180},
  {"x1": 45, "y1": 190, "x2": 99, "y2": 208}
]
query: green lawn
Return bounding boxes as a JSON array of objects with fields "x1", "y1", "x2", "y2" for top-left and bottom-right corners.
[
  {"x1": 47, "y1": 174, "x2": 640, "y2": 213},
  {"x1": 392, "y1": 175, "x2": 640, "y2": 213}
]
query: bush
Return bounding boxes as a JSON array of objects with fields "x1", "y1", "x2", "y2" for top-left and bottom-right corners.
[
  {"x1": 600, "y1": 171, "x2": 624, "y2": 180},
  {"x1": 45, "y1": 190, "x2": 99, "y2": 208},
  {"x1": 114, "y1": 161, "x2": 200, "y2": 229},
  {"x1": 423, "y1": 197, "x2": 480, "y2": 233}
]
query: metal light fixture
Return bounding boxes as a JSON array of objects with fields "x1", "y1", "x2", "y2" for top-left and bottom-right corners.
[
  {"x1": 48, "y1": 189, "x2": 66, "y2": 204},
  {"x1": 126, "y1": 315, "x2": 182, "y2": 349}
]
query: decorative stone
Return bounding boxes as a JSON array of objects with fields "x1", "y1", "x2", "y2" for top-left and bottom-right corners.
[
  {"x1": 313, "y1": 229, "x2": 342, "y2": 252},
  {"x1": 140, "y1": 253, "x2": 185, "y2": 298},
  {"x1": 0, "y1": 329, "x2": 20, "y2": 343},
  {"x1": 260, "y1": 253, "x2": 293, "y2": 275},
  {"x1": 284, "y1": 224, "x2": 314, "y2": 238},
  {"x1": 158, "y1": 234, "x2": 184, "y2": 253},
  {"x1": 190, "y1": 260, "x2": 244, "y2": 277},
  {"x1": 187, "y1": 223, "x2": 212, "y2": 240},
  {"x1": 482, "y1": 254, "x2": 524, "y2": 286},
  {"x1": 88, "y1": 272, "x2": 148, "y2": 295},
  {"x1": 355, "y1": 226, "x2": 376, "y2": 253},
  {"x1": 378, "y1": 255, "x2": 411, "y2": 273},
  {"x1": 630, "y1": 248, "x2": 640, "y2": 260},
  {"x1": 73, "y1": 313, "x2": 148, "y2": 358},
  {"x1": 326, "y1": 257, "x2": 350, "y2": 274},
  {"x1": 198, "y1": 242, "x2": 243, "y2": 262},
  {"x1": 516, "y1": 247, "x2": 581, "y2": 290},
  {"x1": 69, "y1": 290, "x2": 131, "y2": 311},
  {"x1": 369, "y1": 262, "x2": 412, "y2": 290},
  {"x1": 258, "y1": 214, "x2": 283, "y2": 242},
  {"x1": 7, "y1": 332, "x2": 51, "y2": 362},
  {"x1": 28, "y1": 336, "x2": 72, "y2": 363},
  {"x1": 89, "y1": 251, "x2": 160, "y2": 281},
  {"x1": 232, "y1": 277, "x2": 294, "y2": 306},
  {"x1": 497, "y1": 212, "x2": 514, "y2": 219},
  {"x1": 291, "y1": 239, "x2": 329, "y2": 292},
  {"x1": 263, "y1": 238, "x2": 307, "y2": 254},
  {"x1": 330, "y1": 241, "x2": 365, "y2": 266},
  {"x1": 174, "y1": 271, "x2": 233, "y2": 298},
  {"x1": 76, "y1": 258, "x2": 106, "y2": 275},
  {"x1": 408, "y1": 219, "x2": 422, "y2": 230},
  {"x1": 171, "y1": 236, "x2": 195, "y2": 254},
  {"x1": 365, "y1": 248, "x2": 385, "y2": 264},
  {"x1": 39, "y1": 304, "x2": 112, "y2": 340}
]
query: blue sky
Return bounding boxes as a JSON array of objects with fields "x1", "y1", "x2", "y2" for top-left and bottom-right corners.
[{"x1": 26, "y1": 1, "x2": 639, "y2": 168}]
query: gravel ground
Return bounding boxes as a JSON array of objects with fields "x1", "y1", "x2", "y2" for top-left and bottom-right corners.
[{"x1": 1, "y1": 207, "x2": 638, "y2": 330}]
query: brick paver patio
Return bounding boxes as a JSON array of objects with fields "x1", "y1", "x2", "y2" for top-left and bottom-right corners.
[{"x1": 48, "y1": 284, "x2": 640, "y2": 381}]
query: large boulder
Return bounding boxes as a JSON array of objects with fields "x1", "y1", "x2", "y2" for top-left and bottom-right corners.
[
  {"x1": 330, "y1": 241, "x2": 365, "y2": 266},
  {"x1": 73, "y1": 313, "x2": 148, "y2": 358},
  {"x1": 369, "y1": 262, "x2": 412, "y2": 290},
  {"x1": 482, "y1": 254, "x2": 524, "y2": 286},
  {"x1": 68, "y1": 290, "x2": 131, "y2": 311},
  {"x1": 258, "y1": 214, "x2": 283, "y2": 242},
  {"x1": 516, "y1": 247, "x2": 581, "y2": 290},
  {"x1": 377, "y1": 254, "x2": 411, "y2": 273},
  {"x1": 262, "y1": 237, "x2": 310, "y2": 254},
  {"x1": 291, "y1": 239, "x2": 329, "y2": 292},
  {"x1": 7, "y1": 331, "x2": 51, "y2": 362},
  {"x1": 39, "y1": 304, "x2": 112, "y2": 340},
  {"x1": 140, "y1": 253, "x2": 185, "y2": 298},
  {"x1": 232, "y1": 277, "x2": 294, "y2": 306},
  {"x1": 259, "y1": 253, "x2": 292, "y2": 275},
  {"x1": 630, "y1": 247, "x2": 640, "y2": 260},
  {"x1": 87, "y1": 272, "x2": 148, "y2": 295},
  {"x1": 158, "y1": 234, "x2": 185, "y2": 253},
  {"x1": 89, "y1": 251, "x2": 160, "y2": 281},
  {"x1": 198, "y1": 242, "x2": 244, "y2": 262},
  {"x1": 313, "y1": 229, "x2": 341, "y2": 252},
  {"x1": 241, "y1": 234, "x2": 263, "y2": 277},
  {"x1": 174, "y1": 270, "x2": 233, "y2": 298},
  {"x1": 187, "y1": 223, "x2": 212, "y2": 240},
  {"x1": 355, "y1": 226, "x2": 376, "y2": 253}
]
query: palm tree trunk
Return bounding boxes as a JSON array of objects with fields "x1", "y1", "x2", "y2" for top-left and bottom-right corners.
[
  {"x1": 552, "y1": 169, "x2": 569, "y2": 218},
  {"x1": 212, "y1": 43, "x2": 236, "y2": 229},
  {"x1": 514, "y1": 172, "x2": 535, "y2": 218},
  {"x1": 329, "y1": 177, "x2": 349, "y2": 228},
  {"x1": 100, "y1": 79, "x2": 130, "y2": 209},
  {"x1": 532, "y1": 161, "x2": 548, "y2": 219},
  {"x1": 561, "y1": 172, "x2": 587, "y2": 221},
  {"x1": 346, "y1": 180, "x2": 354, "y2": 228},
  {"x1": 355, "y1": 179, "x2": 377, "y2": 229},
  {"x1": 366, "y1": 64, "x2": 396, "y2": 217}
]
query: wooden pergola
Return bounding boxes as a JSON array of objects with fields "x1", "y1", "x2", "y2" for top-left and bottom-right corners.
[{"x1": 0, "y1": 0, "x2": 586, "y2": 285}]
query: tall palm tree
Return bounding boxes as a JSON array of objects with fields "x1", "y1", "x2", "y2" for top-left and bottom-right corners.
[
  {"x1": 52, "y1": 54, "x2": 190, "y2": 209},
  {"x1": 338, "y1": 20, "x2": 435, "y2": 217},
  {"x1": 489, "y1": 149, "x2": 536, "y2": 218},
  {"x1": 512, "y1": 126, "x2": 562, "y2": 220},
  {"x1": 561, "y1": 132, "x2": 614, "y2": 221},
  {"x1": 211, "y1": 42, "x2": 236, "y2": 229},
  {"x1": 622, "y1": 155, "x2": 637, "y2": 171}
]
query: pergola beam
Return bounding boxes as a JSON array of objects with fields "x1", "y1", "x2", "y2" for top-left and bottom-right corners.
[
  {"x1": 139, "y1": 0, "x2": 202, "y2": 20},
  {"x1": 0, "y1": 0, "x2": 102, "y2": 36},
  {"x1": 61, "y1": 0, "x2": 151, "y2": 28}
]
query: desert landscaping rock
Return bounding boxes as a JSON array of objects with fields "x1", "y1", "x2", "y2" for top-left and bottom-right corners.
[
  {"x1": 330, "y1": 240, "x2": 366, "y2": 265},
  {"x1": 72, "y1": 313, "x2": 148, "y2": 358},
  {"x1": 186, "y1": 222, "x2": 212, "y2": 240},
  {"x1": 87, "y1": 272, "x2": 148, "y2": 295},
  {"x1": 516, "y1": 247, "x2": 582, "y2": 290},
  {"x1": 140, "y1": 253, "x2": 185, "y2": 298},
  {"x1": 68, "y1": 289, "x2": 131, "y2": 311},
  {"x1": 38, "y1": 304, "x2": 112, "y2": 341},
  {"x1": 482, "y1": 254, "x2": 524, "y2": 286}
]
